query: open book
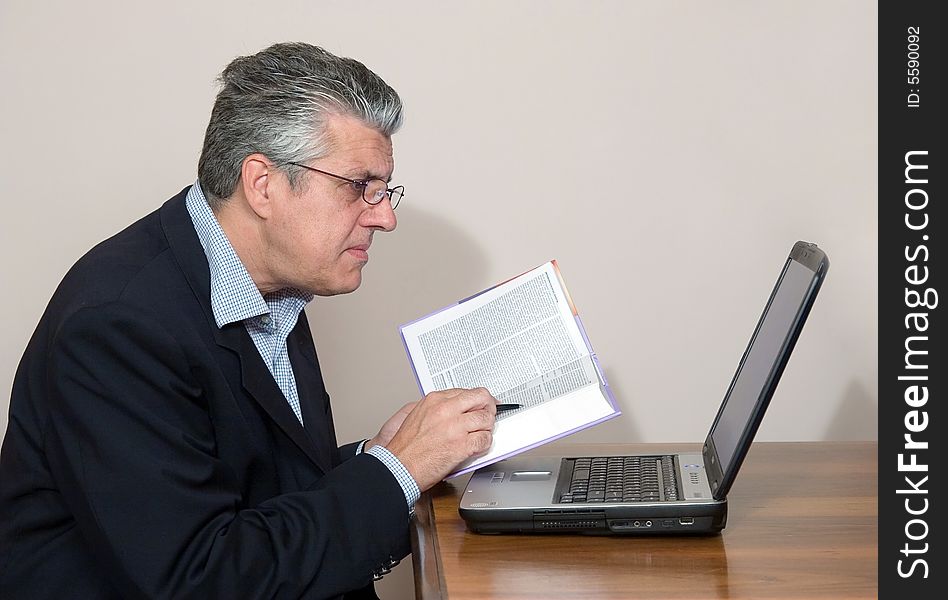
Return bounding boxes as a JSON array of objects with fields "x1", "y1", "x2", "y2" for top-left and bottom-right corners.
[{"x1": 399, "y1": 261, "x2": 620, "y2": 477}]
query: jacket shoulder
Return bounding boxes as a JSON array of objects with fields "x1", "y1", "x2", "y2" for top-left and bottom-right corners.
[{"x1": 46, "y1": 189, "x2": 198, "y2": 329}]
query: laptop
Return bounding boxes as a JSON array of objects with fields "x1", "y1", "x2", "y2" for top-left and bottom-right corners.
[{"x1": 459, "y1": 241, "x2": 829, "y2": 535}]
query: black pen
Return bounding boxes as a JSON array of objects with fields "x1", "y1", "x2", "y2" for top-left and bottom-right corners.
[{"x1": 495, "y1": 403, "x2": 522, "y2": 413}]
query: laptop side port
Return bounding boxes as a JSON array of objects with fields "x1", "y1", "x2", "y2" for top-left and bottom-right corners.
[
  {"x1": 607, "y1": 519, "x2": 656, "y2": 531},
  {"x1": 679, "y1": 517, "x2": 695, "y2": 526}
]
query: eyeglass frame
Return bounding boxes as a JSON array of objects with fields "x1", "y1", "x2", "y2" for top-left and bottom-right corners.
[{"x1": 285, "y1": 162, "x2": 405, "y2": 209}]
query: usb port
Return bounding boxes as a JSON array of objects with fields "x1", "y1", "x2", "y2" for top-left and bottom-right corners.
[{"x1": 678, "y1": 517, "x2": 695, "y2": 526}]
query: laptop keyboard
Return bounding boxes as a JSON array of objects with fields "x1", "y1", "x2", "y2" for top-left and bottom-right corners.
[{"x1": 558, "y1": 456, "x2": 679, "y2": 503}]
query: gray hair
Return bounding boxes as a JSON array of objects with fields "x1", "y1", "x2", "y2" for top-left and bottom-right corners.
[{"x1": 197, "y1": 42, "x2": 403, "y2": 207}]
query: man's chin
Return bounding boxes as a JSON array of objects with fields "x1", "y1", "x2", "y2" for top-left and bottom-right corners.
[{"x1": 312, "y1": 271, "x2": 363, "y2": 297}]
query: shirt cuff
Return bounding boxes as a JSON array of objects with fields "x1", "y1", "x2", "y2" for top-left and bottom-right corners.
[
  {"x1": 365, "y1": 445, "x2": 421, "y2": 511},
  {"x1": 355, "y1": 439, "x2": 368, "y2": 455}
]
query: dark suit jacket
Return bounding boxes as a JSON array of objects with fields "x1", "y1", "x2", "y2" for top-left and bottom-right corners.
[{"x1": 0, "y1": 188, "x2": 410, "y2": 599}]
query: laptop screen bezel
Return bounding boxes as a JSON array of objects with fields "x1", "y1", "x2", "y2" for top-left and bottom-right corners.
[{"x1": 702, "y1": 241, "x2": 829, "y2": 500}]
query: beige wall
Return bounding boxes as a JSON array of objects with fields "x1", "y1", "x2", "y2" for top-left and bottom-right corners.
[{"x1": 1, "y1": 1, "x2": 876, "y2": 598}]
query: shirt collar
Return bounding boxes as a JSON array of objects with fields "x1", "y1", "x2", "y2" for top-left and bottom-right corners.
[{"x1": 185, "y1": 181, "x2": 313, "y2": 328}]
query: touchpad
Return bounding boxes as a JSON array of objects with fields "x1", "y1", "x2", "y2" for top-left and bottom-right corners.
[{"x1": 510, "y1": 471, "x2": 552, "y2": 482}]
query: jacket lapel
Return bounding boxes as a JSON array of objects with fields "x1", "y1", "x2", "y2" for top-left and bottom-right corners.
[
  {"x1": 159, "y1": 188, "x2": 329, "y2": 473},
  {"x1": 215, "y1": 322, "x2": 331, "y2": 473},
  {"x1": 290, "y1": 310, "x2": 339, "y2": 469}
]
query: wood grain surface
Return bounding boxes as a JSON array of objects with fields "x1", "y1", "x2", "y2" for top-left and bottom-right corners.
[{"x1": 412, "y1": 442, "x2": 877, "y2": 599}]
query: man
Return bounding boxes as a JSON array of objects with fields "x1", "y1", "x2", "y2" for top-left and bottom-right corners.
[{"x1": 0, "y1": 43, "x2": 497, "y2": 599}]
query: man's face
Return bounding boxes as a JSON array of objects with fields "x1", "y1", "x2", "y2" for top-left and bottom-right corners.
[{"x1": 265, "y1": 114, "x2": 397, "y2": 296}]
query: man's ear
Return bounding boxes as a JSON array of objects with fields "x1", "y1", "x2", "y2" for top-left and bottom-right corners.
[{"x1": 240, "y1": 154, "x2": 274, "y2": 219}]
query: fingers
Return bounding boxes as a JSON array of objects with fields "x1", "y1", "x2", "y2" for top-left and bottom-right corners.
[
  {"x1": 430, "y1": 388, "x2": 466, "y2": 400},
  {"x1": 468, "y1": 430, "x2": 493, "y2": 456},
  {"x1": 463, "y1": 406, "x2": 496, "y2": 432},
  {"x1": 431, "y1": 387, "x2": 494, "y2": 413},
  {"x1": 426, "y1": 387, "x2": 497, "y2": 433}
]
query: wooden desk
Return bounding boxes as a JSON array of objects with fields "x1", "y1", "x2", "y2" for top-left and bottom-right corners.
[{"x1": 411, "y1": 442, "x2": 877, "y2": 599}]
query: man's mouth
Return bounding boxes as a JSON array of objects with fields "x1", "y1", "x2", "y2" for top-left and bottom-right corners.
[{"x1": 346, "y1": 244, "x2": 370, "y2": 261}]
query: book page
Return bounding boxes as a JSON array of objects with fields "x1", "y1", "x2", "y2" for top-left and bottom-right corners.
[
  {"x1": 403, "y1": 263, "x2": 587, "y2": 397},
  {"x1": 492, "y1": 355, "x2": 598, "y2": 416},
  {"x1": 452, "y1": 366, "x2": 617, "y2": 475}
]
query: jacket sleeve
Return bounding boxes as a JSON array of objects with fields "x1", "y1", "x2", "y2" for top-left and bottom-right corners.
[
  {"x1": 44, "y1": 302, "x2": 410, "y2": 599},
  {"x1": 338, "y1": 440, "x2": 366, "y2": 461}
]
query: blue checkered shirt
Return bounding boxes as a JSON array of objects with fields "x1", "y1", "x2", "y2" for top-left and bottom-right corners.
[{"x1": 186, "y1": 182, "x2": 419, "y2": 510}]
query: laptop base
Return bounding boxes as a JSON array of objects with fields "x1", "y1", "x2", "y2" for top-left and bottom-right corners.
[
  {"x1": 459, "y1": 453, "x2": 727, "y2": 535},
  {"x1": 461, "y1": 505, "x2": 728, "y2": 535}
]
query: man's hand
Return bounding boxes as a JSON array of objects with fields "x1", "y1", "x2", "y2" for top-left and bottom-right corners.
[
  {"x1": 384, "y1": 388, "x2": 497, "y2": 491},
  {"x1": 365, "y1": 401, "x2": 417, "y2": 451}
]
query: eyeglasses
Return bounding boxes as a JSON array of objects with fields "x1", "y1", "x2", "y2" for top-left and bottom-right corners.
[{"x1": 286, "y1": 162, "x2": 405, "y2": 209}]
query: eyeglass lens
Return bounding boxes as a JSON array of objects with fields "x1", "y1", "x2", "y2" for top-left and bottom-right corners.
[{"x1": 362, "y1": 180, "x2": 404, "y2": 209}]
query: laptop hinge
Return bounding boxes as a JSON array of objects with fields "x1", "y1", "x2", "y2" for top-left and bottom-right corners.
[{"x1": 702, "y1": 437, "x2": 726, "y2": 499}]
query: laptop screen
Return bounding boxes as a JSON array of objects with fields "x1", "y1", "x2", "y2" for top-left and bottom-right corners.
[{"x1": 708, "y1": 257, "x2": 820, "y2": 477}]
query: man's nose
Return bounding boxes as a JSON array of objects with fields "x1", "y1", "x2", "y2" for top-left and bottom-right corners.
[{"x1": 363, "y1": 197, "x2": 397, "y2": 232}]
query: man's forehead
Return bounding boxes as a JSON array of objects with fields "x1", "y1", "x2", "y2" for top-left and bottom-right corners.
[{"x1": 323, "y1": 114, "x2": 393, "y2": 163}]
